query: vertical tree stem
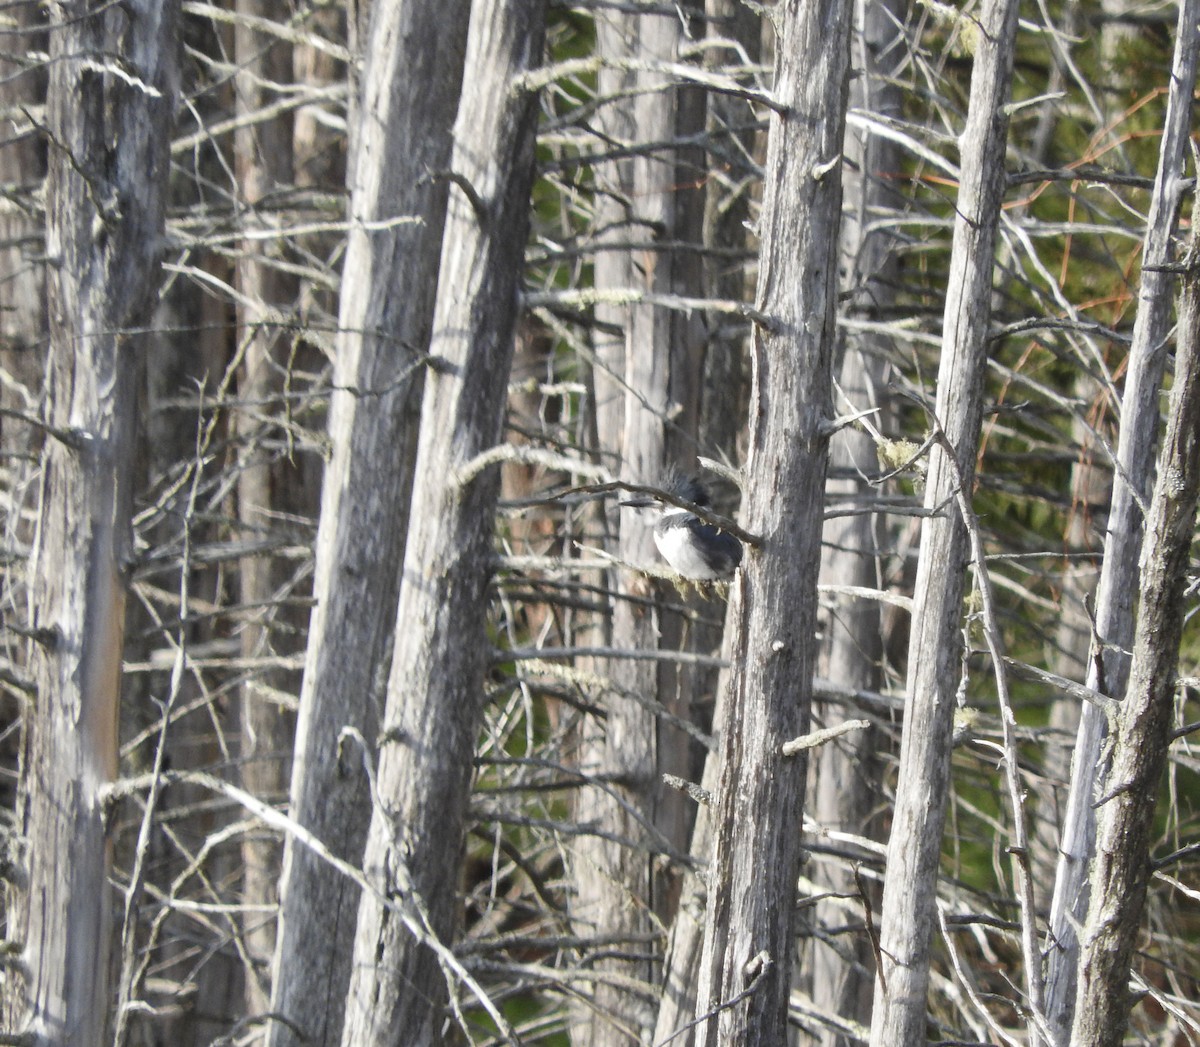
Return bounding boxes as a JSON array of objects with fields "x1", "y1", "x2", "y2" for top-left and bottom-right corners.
[{"x1": 868, "y1": 0, "x2": 1020, "y2": 1042}]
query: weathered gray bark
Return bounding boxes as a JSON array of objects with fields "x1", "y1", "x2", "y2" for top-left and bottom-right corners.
[
  {"x1": 1043, "y1": 1, "x2": 1199, "y2": 1038},
  {"x1": 652, "y1": 683, "x2": 726, "y2": 1047},
  {"x1": 804, "y1": 0, "x2": 902, "y2": 1038},
  {"x1": 569, "y1": 22, "x2": 638, "y2": 1036},
  {"x1": 233, "y1": 0, "x2": 299, "y2": 1013},
  {"x1": 338, "y1": 1, "x2": 546, "y2": 1042},
  {"x1": 691, "y1": 0, "x2": 852, "y2": 1041},
  {"x1": 3, "y1": 2, "x2": 178, "y2": 1042},
  {"x1": 1069, "y1": 237, "x2": 1200, "y2": 1047},
  {"x1": 867, "y1": 0, "x2": 1020, "y2": 1042},
  {"x1": 266, "y1": 0, "x2": 471, "y2": 1041},
  {"x1": 651, "y1": 4, "x2": 760, "y2": 1041},
  {"x1": 573, "y1": 9, "x2": 698, "y2": 1044},
  {"x1": 654, "y1": 5, "x2": 711, "y2": 964}
]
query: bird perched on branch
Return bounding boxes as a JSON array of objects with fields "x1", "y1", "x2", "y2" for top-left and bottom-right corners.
[{"x1": 621, "y1": 473, "x2": 743, "y2": 581}]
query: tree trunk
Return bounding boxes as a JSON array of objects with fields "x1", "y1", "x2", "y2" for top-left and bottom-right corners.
[
  {"x1": 266, "y1": 1, "x2": 471, "y2": 1042},
  {"x1": 692, "y1": 0, "x2": 853, "y2": 1040},
  {"x1": 867, "y1": 0, "x2": 1020, "y2": 1042},
  {"x1": 3, "y1": 2, "x2": 178, "y2": 1042},
  {"x1": 1070, "y1": 233, "x2": 1200, "y2": 1046},
  {"x1": 651, "y1": 4, "x2": 760, "y2": 1041},
  {"x1": 568, "y1": 18, "x2": 632, "y2": 1037},
  {"x1": 1042, "y1": 1, "x2": 1199, "y2": 1040},
  {"x1": 573, "y1": 9, "x2": 699, "y2": 1043},
  {"x1": 338, "y1": 1, "x2": 546, "y2": 1042},
  {"x1": 803, "y1": 0, "x2": 903, "y2": 1038},
  {"x1": 233, "y1": 0, "x2": 299, "y2": 1013}
]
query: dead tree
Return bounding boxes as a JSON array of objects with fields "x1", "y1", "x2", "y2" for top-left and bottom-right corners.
[
  {"x1": 2, "y1": 1, "x2": 178, "y2": 1042},
  {"x1": 232, "y1": 0, "x2": 301, "y2": 1013},
  {"x1": 337, "y1": 1, "x2": 547, "y2": 1042},
  {"x1": 651, "y1": 6, "x2": 760, "y2": 1040},
  {"x1": 1069, "y1": 229, "x2": 1200, "y2": 1046},
  {"x1": 571, "y1": 8, "x2": 705, "y2": 1044},
  {"x1": 867, "y1": 0, "x2": 1022, "y2": 1042},
  {"x1": 803, "y1": 0, "x2": 904, "y2": 1039},
  {"x1": 691, "y1": 0, "x2": 853, "y2": 1041},
  {"x1": 1043, "y1": 0, "x2": 1200, "y2": 1037},
  {"x1": 266, "y1": 1, "x2": 471, "y2": 1042}
]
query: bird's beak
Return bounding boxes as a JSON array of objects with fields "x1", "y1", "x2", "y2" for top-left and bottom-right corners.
[{"x1": 620, "y1": 496, "x2": 656, "y2": 508}]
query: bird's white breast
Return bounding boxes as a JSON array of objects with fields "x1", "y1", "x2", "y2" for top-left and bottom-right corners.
[{"x1": 654, "y1": 521, "x2": 725, "y2": 580}]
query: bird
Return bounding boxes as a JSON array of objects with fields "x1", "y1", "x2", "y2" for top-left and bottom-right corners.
[{"x1": 621, "y1": 473, "x2": 743, "y2": 582}]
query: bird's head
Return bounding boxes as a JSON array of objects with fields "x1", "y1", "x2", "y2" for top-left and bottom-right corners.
[{"x1": 619, "y1": 469, "x2": 712, "y2": 518}]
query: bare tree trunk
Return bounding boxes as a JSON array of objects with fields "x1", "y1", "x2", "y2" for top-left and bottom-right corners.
[
  {"x1": 655, "y1": 5, "x2": 711, "y2": 959},
  {"x1": 233, "y1": 0, "x2": 298, "y2": 1013},
  {"x1": 803, "y1": 1, "x2": 903, "y2": 1038},
  {"x1": 691, "y1": 0, "x2": 853, "y2": 1040},
  {"x1": 651, "y1": 7, "x2": 760, "y2": 1042},
  {"x1": 573, "y1": 9, "x2": 698, "y2": 1043},
  {"x1": 652, "y1": 640, "x2": 735, "y2": 1046},
  {"x1": 266, "y1": 1, "x2": 471, "y2": 1041},
  {"x1": 338, "y1": 2, "x2": 546, "y2": 1042},
  {"x1": 2, "y1": 2, "x2": 178, "y2": 1042},
  {"x1": 570, "y1": 28, "x2": 635, "y2": 1032},
  {"x1": 867, "y1": 0, "x2": 1020, "y2": 1042},
  {"x1": 1042, "y1": 1, "x2": 1199, "y2": 1038},
  {"x1": 1070, "y1": 234, "x2": 1200, "y2": 1047},
  {"x1": 651, "y1": 10, "x2": 760, "y2": 1040},
  {"x1": 696, "y1": 0, "x2": 757, "y2": 465}
]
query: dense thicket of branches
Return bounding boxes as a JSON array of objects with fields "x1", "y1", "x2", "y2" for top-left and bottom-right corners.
[{"x1": 0, "y1": 0, "x2": 1197, "y2": 1045}]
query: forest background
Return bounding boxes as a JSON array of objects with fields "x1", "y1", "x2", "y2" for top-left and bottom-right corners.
[{"x1": 0, "y1": 0, "x2": 1198, "y2": 1045}]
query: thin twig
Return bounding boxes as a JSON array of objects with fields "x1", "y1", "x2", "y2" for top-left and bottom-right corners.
[
  {"x1": 662, "y1": 774, "x2": 712, "y2": 807},
  {"x1": 500, "y1": 645, "x2": 729, "y2": 668},
  {"x1": 781, "y1": 719, "x2": 871, "y2": 756}
]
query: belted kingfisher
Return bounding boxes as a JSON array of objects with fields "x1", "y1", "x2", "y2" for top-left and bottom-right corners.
[{"x1": 621, "y1": 474, "x2": 743, "y2": 581}]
